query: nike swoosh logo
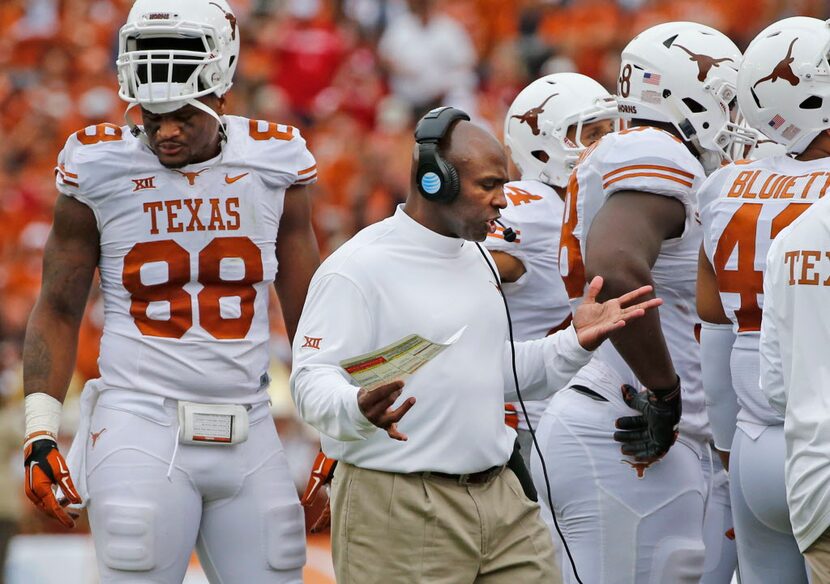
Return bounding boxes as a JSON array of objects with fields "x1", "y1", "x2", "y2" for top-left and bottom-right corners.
[{"x1": 225, "y1": 172, "x2": 249, "y2": 184}]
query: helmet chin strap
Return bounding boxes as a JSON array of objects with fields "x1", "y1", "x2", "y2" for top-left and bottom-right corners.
[{"x1": 123, "y1": 97, "x2": 228, "y2": 150}]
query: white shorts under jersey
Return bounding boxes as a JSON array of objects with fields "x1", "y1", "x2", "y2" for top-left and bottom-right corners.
[
  {"x1": 55, "y1": 116, "x2": 316, "y2": 404},
  {"x1": 559, "y1": 126, "x2": 709, "y2": 445},
  {"x1": 699, "y1": 156, "x2": 824, "y2": 436},
  {"x1": 484, "y1": 180, "x2": 572, "y2": 430}
]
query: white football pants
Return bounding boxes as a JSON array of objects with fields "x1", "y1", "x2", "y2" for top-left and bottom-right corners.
[
  {"x1": 84, "y1": 389, "x2": 305, "y2": 583},
  {"x1": 700, "y1": 446, "x2": 738, "y2": 584},
  {"x1": 531, "y1": 388, "x2": 707, "y2": 584},
  {"x1": 730, "y1": 425, "x2": 809, "y2": 583}
]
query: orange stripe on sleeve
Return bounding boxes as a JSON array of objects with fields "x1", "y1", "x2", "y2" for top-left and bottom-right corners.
[
  {"x1": 603, "y1": 164, "x2": 695, "y2": 182},
  {"x1": 296, "y1": 173, "x2": 318, "y2": 184},
  {"x1": 298, "y1": 164, "x2": 317, "y2": 176},
  {"x1": 603, "y1": 172, "x2": 693, "y2": 189},
  {"x1": 56, "y1": 168, "x2": 79, "y2": 188},
  {"x1": 59, "y1": 164, "x2": 78, "y2": 178}
]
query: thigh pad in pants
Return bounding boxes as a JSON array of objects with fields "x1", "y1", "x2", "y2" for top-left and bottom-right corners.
[
  {"x1": 99, "y1": 501, "x2": 156, "y2": 572},
  {"x1": 263, "y1": 502, "x2": 306, "y2": 571},
  {"x1": 650, "y1": 537, "x2": 705, "y2": 584}
]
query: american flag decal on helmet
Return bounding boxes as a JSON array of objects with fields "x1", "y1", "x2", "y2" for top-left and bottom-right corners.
[{"x1": 643, "y1": 72, "x2": 661, "y2": 85}]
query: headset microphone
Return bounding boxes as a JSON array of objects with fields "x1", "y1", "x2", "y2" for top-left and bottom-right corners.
[{"x1": 494, "y1": 219, "x2": 517, "y2": 243}]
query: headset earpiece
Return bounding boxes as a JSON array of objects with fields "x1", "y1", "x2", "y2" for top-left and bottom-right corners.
[
  {"x1": 414, "y1": 106, "x2": 470, "y2": 202},
  {"x1": 444, "y1": 163, "x2": 460, "y2": 201}
]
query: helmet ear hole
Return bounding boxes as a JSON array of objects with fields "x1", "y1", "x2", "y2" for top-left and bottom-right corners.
[
  {"x1": 682, "y1": 98, "x2": 706, "y2": 113},
  {"x1": 531, "y1": 150, "x2": 550, "y2": 162},
  {"x1": 800, "y1": 95, "x2": 823, "y2": 110}
]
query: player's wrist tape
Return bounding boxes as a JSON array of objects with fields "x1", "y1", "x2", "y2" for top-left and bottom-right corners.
[
  {"x1": 652, "y1": 377, "x2": 681, "y2": 401},
  {"x1": 24, "y1": 393, "x2": 62, "y2": 449}
]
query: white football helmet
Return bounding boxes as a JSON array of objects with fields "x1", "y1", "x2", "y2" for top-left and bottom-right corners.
[
  {"x1": 738, "y1": 17, "x2": 830, "y2": 155},
  {"x1": 617, "y1": 21, "x2": 755, "y2": 172},
  {"x1": 504, "y1": 73, "x2": 618, "y2": 188},
  {"x1": 116, "y1": 0, "x2": 240, "y2": 114}
]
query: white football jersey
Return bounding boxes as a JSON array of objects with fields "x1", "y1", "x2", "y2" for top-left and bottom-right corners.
[
  {"x1": 699, "y1": 156, "x2": 824, "y2": 435},
  {"x1": 484, "y1": 180, "x2": 572, "y2": 429},
  {"x1": 55, "y1": 115, "x2": 317, "y2": 405},
  {"x1": 559, "y1": 126, "x2": 709, "y2": 444}
]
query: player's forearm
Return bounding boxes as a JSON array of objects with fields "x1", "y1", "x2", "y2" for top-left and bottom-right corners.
[
  {"x1": 275, "y1": 233, "x2": 319, "y2": 343},
  {"x1": 589, "y1": 257, "x2": 677, "y2": 390},
  {"x1": 759, "y1": 309, "x2": 787, "y2": 414},
  {"x1": 700, "y1": 322, "x2": 738, "y2": 450},
  {"x1": 276, "y1": 187, "x2": 320, "y2": 344},
  {"x1": 23, "y1": 306, "x2": 82, "y2": 402}
]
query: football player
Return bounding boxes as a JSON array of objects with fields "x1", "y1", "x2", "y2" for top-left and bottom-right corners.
[
  {"x1": 537, "y1": 22, "x2": 750, "y2": 583},
  {"x1": 486, "y1": 72, "x2": 617, "y2": 472},
  {"x1": 21, "y1": 1, "x2": 319, "y2": 582},
  {"x1": 701, "y1": 16, "x2": 830, "y2": 583},
  {"x1": 485, "y1": 72, "x2": 617, "y2": 583}
]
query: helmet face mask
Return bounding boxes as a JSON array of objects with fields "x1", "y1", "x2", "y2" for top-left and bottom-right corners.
[
  {"x1": 504, "y1": 73, "x2": 619, "y2": 188},
  {"x1": 738, "y1": 17, "x2": 830, "y2": 155},
  {"x1": 616, "y1": 21, "x2": 756, "y2": 171},
  {"x1": 117, "y1": 0, "x2": 239, "y2": 115}
]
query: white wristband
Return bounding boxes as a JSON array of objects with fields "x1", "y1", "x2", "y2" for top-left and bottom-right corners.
[{"x1": 24, "y1": 393, "x2": 63, "y2": 448}]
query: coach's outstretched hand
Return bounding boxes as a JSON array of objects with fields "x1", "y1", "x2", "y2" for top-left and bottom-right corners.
[
  {"x1": 613, "y1": 379, "x2": 682, "y2": 462},
  {"x1": 357, "y1": 380, "x2": 415, "y2": 441},
  {"x1": 572, "y1": 276, "x2": 663, "y2": 351}
]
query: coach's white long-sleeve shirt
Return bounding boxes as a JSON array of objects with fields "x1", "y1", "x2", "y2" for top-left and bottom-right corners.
[
  {"x1": 290, "y1": 206, "x2": 592, "y2": 474},
  {"x1": 760, "y1": 194, "x2": 830, "y2": 552}
]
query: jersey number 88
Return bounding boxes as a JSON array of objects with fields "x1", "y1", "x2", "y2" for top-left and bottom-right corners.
[{"x1": 122, "y1": 236, "x2": 263, "y2": 340}]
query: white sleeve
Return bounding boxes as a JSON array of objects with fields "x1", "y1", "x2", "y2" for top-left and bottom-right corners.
[
  {"x1": 599, "y1": 131, "x2": 701, "y2": 204},
  {"x1": 503, "y1": 325, "x2": 592, "y2": 401},
  {"x1": 700, "y1": 322, "x2": 739, "y2": 451},
  {"x1": 289, "y1": 273, "x2": 378, "y2": 441},
  {"x1": 760, "y1": 261, "x2": 787, "y2": 415},
  {"x1": 251, "y1": 122, "x2": 317, "y2": 189}
]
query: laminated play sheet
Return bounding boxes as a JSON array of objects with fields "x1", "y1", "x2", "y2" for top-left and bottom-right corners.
[{"x1": 340, "y1": 326, "x2": 466, "y2": 391}]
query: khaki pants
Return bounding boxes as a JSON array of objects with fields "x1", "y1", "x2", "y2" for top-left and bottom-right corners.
[
  {"x1": 330, "y1": 462, "x2": 557, "y2": 584},
  {"x1": 806, "y1": 527, "x2": 830, "y2": 583}
]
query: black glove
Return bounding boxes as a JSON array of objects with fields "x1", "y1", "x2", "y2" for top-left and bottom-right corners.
[{"x1": 613, "y1": 379, "x2": 681, "y2": 462}]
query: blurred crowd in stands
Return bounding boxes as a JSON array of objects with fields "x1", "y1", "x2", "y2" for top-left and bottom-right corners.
[{"x1": 0, "y1": 0, "x2": 827, "y2": 558}]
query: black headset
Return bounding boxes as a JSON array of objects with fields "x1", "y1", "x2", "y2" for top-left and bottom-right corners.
[{"x1": 414, "y1": 106, "x2": 470, "y2": 202}]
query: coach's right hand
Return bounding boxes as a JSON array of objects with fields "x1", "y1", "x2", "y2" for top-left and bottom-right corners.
[
  {"x1": 24, "y1": 438, "x2": 81, "y2": 528},
  {"x1": 613, "y1": 379, "x2": 682, "y2": 462},
  {"x1": 357, "y1": 380, "x2": 415, "y2": 441}
]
